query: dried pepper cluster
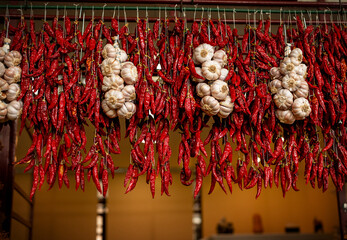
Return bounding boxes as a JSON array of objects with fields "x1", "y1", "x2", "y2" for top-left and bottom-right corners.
[
  {"x1": 269, "y1": 47, "x2": 311, "y2": 124},
  {"x1": 4, "y1": 9, "x2": 347, "y2": 199},
  {"x1": 0, "y1": 38, "x2": 23, "y2": 121},
  {"x1": 101, "y1": 39, "x2": 137, "y2": 119}
]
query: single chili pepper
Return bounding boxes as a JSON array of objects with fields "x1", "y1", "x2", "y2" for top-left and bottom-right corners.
[{"x1": 30, "y1": 165, "x2": 39, "y2": 200}]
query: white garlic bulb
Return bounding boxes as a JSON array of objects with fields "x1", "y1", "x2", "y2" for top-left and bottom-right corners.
[
  {"x1": 202, "y1": 60, "x2": 221, "y2": 81},
  {"x1": 218, "y1": 96, "x2": 234, "y2": 118},
  {"x1": 268, "y1": 79, "x2": 283, "y2": 95},
  {"x1": 211, "y1": 80, "x2": 229, "y2": 101},
  {"x1": 200, "y1": 96, "x2": 220, "y2": 116},
  {"x1": 275, "y1": 109, "x2": 296, "y2": 124},
  {"x1": 292, "y1": 97, "x2": 311, "y2": 120},
  {"x1": 104, "y1": 90, "x2": 125, "y2": 109},
  {"x1": 196, "y1": 83, "x2": 211, "y2": 98},
  {"x1": 193, "y1": 43, "x2": 214, "y2": 64},
  {"x1": 273, "y1": 89, "x2": 294, "y2": 110}
]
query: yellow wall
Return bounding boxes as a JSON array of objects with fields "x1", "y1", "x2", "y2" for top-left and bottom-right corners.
[{"x1": 201, "y1": 168, "x2": 339, "y2": 237}]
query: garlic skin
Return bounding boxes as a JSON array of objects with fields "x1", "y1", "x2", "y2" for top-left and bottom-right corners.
[
  {"x1": 0, "y1": 78, "x2": 9, "y2": 91},
  {"x1": 122, "y1": 85, "x2": 136, "y2": 101},
  {"x1": 292, "y1": 97, "x2": 311, "y2": 120},
  {"x1": 101, "y1": 58, "x2": 121, "y2": 77},
  {"x1": 281, "y1": 73, "x2": 302, "y2": 92},
  {"x1": 269, "y1": 67, "x2": 282, "y2": 79},
  {"x1": 213, "y1": 50, "x2": 228, "y2": 67},
  {"x1": 102, "y1": 44, "x2": 117, "y2": 59},
  {"x1": 211, "y1": 80, "x2": 229, "y2": 101},
  {"x1": 0, "y1": 100, "x2": 7, "y2": 120},
  {"x1": 0, "y1": 48, "x2": 6, "y2": 62},
  {"x1": 104, "y1": 90, "x2": 125, "y2": 109},
  {"x1": 275, "y1": 109, "x2": 296, "y2": 124},
  {"x1": 117, "y1": 102, "x2": 136, "y2": 119},
  {"x1": 200, "y1": 96, "x2": 220, "y2": 116},
  {"x1": 102, "y1": 74, "x2": 124, "y2": 92},
  {"x1": 102, "y1": 99, "x2": 117, "y2": 118},
  {"x1": 218, "y1": 68, "x2": 229, "y2": 81},
  {"x1": 279, "y1": 57, "x2": 295, "y2": 75},
  {"x1": 273, "y1": 89, "x2": 294, "y2": 110},
  {"x1": 117, "y1": 49, "x2": 128, "y2": 63},
  {"x1": 218, "y1": 96, "x2": 234, "y2": 118},
  {"x1": 4, "y1": 66, "x2": 21, "y2": 84},
  {"x1": 191, "y1": 67, "x2": 205, "y2": 83},
  {"x1": 4, "y1": 51, "x2": 22, "y2": 67},
  {"x1": 202, "y1": 60, "x2": 222, "y2": 81},
  {"x1": 121, "y1": 63, "x2": 138, "y2": 85},
  {"x1": 7, "y1": 100, "x2": 23, "y2": 120},
  {"x1": 268, "y1": 79, "x2": 283, "y2": 95},
  {"x1": 295, "y1": 64, "x2": 307, "y2": 77},
  {"x1": 196, "y1": 83, "x2": 211, "y2": 98},
  {"x1": 193, "y1": 43, "x2": 215, "y2": 64},
  {"x1": 293, "y1": 80, "x2": 309, "y2": 99},
  {"x1": 289, "y1": 48, "x2": 303, "y2": 66},
  {"x1": 6, "y1": 83, "x2": 21, "y2": 101},
  {"x1": 0, "y1": 62, "x2": 5, "y2": 77}
]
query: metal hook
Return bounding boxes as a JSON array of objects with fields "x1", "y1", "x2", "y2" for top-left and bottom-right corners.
[
  {"x1": 307, "y1": 10, "x2": 312, "y2": 25},
  {"x1": 200, "y1": 7, "x2": 204, "y2": 21},
  {"x1": 164, "y1": 7, "x2": 167, "y2": 20},
  {"x1": 124, "y1": 6, "x2": 127, "y2": 26},
  {"x1": 73, "y1": 4, "x2": 79, "y2": 21},
  {"x1": 79, "y1": 6, "x2": 82, "y2": 20},
  {"x1": 101, "y1": 3, "x2": 107, "y2": 22},
  {"x1": 217, "y1": 6, "x2": 220, "y2": 21},
  {"x1": 193, "y1": 5, "x2": 197, "y2": 22},
  {"x1": 158, "y1": 7, "x2": 161, "y2": 21},
  {"x1": 280, "y1": 7, "x2": 282, "y2": 25},
  {"x1": 43, "y1": 3, "x2": 49, "y2": 22},
  {"x1": 233, "y1": 8, "x2": 236, "y2": 29},
  {"x1": 30, "y1": 2, "x2": 33, "y2": 19},
  {"x1": 136, "y1": 7, "x2": 139, "y2": 21},
  {"x1": 56, "y1": 5, "x2": 59, "y2": 20},
  {"x1": 112, "y1": 6, "x2": 116, "y2": 19},
  {"x1": 174, "y1": 4, "x2": 177, "y2": 20}
]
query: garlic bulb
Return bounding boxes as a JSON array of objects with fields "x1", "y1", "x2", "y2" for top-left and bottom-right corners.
[
  {"x1": 218, "y1": 96, "x2": 234, "y2": 118},
  {"x1": 295, "y1": 64, "x2": 307, "y2": 77},
  {"x1": 281, "y1": 73, "x2": 302, "y2": 92},
  {"x1": 273, "y1": 89, "x2": 293, "y2": 110},
  {"x1": 279, "y1": 57, "x2": 295, "y2": 75},
  {"x1": 193, "y1": 43, "x2": 214, "y2": 64},
  {"x1": 293, "y1": 80, "x2": 309, "y2": 99},
  {"x1": 269, "y1": 67, "x2": 281, "y2": 79},
  {"x1": 116, "y1": 49, "x2": 128, "y2": 63},
  {"x1": 4, "y1": 66, "x2": 21, "y2": 84},
  {"x1": 211, "y1": 80, "x2": 229, "y2": 101},
  {"x1": 200, "y1": 96, "x2": 220, "y2": 116},
  {"x1": 275, "y1": 109, "x2": 296, "y2": 124},
  {"x1": 196, "y1": 83, "x2": 211, "y2": 98},
  {"x1": 218, "y1": 68, "x2": 229, "y2": 81},
  {"x1": 0, "y1": 100, "x2": 7, "y2": 120},
  {"x1": 102, "y1": 99, "x2": 117, "y2": 118},
  {"x1": 102, "y1": 44, "x2": 117, "y2": 59},
  {"x1": 122, "y1": 85, "x2": 136, "y2": 101},
  {"x1": 101, "y1": 58, "x2": 121, "y2": 77},
  {"x1": 121, "y1": 61, "x2": 135, "y2": 69},
  {"x1": 0, "y1": 78, "x2": 9, "y2": 91},
  {"x1": 7, "y1": 100, "x2": 23, "y2": 120},
  {"x1": 292, "y1": 97, "x2": 311, "y2": 120},
  {"x1": 4, "y1": 51, "x2": 22, "y2": 67},
  {"x1": 289, "y1": 48, "x2": 303, "y2": 66},
  {"x1": 0, "y1": 62, "x2": 5, "y2": 77},
  {"x1": 284, "y1": 43, "x2": 292, "y2": 57},
  {"x1": 7, "y1": 83, "x2": 21, "y2": 101},
  {"x1": 191, "y1": 67, "x2": 205, "y2": 83},
  {"x1": 121, "y1": 63, "x2": 138, "y2": 85},
  {"x1": 202, "y1": 60, "x2": 221, "y2": 81},
  {"x1": 117, "y1": 102, "x2": 136, "y2": 119},
  {"x1": 0, "y1": 92, "x2": 6, "y2": 100},
  {"x1": 104, "y1": 90, "x2": 125, "y2": 109},
  {"x1": 0, "y1": 48, "x2": 6, "y2": 62},
  {"x1": 268, "y1": 79, "x2": 283, "y2": 95},
  {"x1": 213, "y1": 50, "x2": 227, "y2": 67},
  {"x1": 102, "y1": 74, "x2": 124, "y2": 92}
]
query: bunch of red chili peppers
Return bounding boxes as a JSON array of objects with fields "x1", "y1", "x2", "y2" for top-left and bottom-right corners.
[{"x1": 5, "y1": 9, "x2": 347, "y2": 199}]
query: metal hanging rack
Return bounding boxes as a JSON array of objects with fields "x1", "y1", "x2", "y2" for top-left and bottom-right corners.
[{"x1": 0, "y1": 4, "x2": 346, "y2": 14}]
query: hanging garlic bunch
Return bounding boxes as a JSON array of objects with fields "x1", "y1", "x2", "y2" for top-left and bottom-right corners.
[
  {"x1": 0, "y1": 39, "x2": 23, "y2": 122},
  {"x1": 101, "y1": 38, "x2": 138, "y2": 119},
  {"x1": 192, "y1": 44, "x2": 234, "y2": 118},
  {"x1": 269, "y1": 47, "x2": 311, "y2": 124}
]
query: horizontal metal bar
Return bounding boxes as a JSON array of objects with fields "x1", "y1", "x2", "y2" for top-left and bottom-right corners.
[
  {"x1": 13, "y1": 182, "x2": 33, "y2": 206},
  {"x1": 4, "y1": 14, "x2": 343, "y2": 25},
  {"x1": 0, "y1": 5, "x2": 346, "y2": 14},
  {"x1": 19, "y1": 0, "x2": 347, "y2": 8},
  {"x1": 11, "y1": 211, "x2": 32, "y2": 229}
]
